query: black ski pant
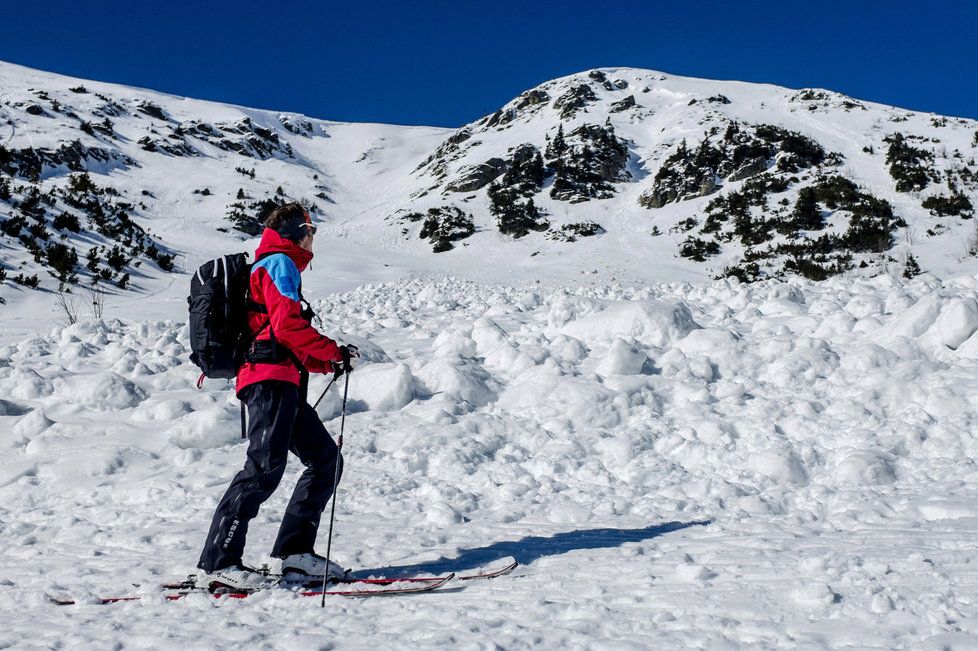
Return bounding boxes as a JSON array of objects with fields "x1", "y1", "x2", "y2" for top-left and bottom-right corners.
[{"x1": 198, "y1": 380, "x2": 343, "y2": 572}]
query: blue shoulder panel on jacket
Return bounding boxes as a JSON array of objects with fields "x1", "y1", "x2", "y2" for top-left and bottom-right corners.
[{"x1": 253, "y1": 254, "x2": 300, "y2": 301}]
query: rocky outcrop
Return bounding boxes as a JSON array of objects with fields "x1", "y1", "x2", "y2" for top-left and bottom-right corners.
[
  {"x1": 0, "y1": 141, "x2": 134, "y2": 179},
  {"x1": 515, "y1": 90, "x2": 550, "y2": 110},
  {"x1": 445, "y1": 158, "x2": 508, "y2": 192},
  {"x1": 415, "y1": 128, "x2": 472, "y2": 178},
  {"x1": 553, "y1": 84, "x2": 598, "y2": 120},
  {"x1": 609, "y1": 95, "x2": 636, "y2": 113},
  {"x1": 280, "y1": 115, "x2": 315, "y2": 137}
]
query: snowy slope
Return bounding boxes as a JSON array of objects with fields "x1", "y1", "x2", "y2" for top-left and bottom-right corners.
[
  {"x1": 2, "y1": 272, "x2": 978, "y2": 647},
  {"x1": 2, "y1": 60, "x2": 978, "y2": 330},
  {"x1": 2, "y1": 61, "x2": 978, "y2": 648}
]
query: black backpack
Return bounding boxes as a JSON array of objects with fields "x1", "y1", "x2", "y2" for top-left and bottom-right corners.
[{"x1": 187, "y1": 253, "x2": 253, "y2": 379}]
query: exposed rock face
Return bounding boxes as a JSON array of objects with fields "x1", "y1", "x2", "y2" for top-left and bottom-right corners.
[
  {"x1": 415, "y1": 128, "x2": 472, "y2": 178},
  {"x1": 790, "y1": 88, "x2": 865, "y2": 112},
  {"x1": 549, "y1": 221, "x2": 606, "y2": 242},
  {"x1": 485, "y1": 108, "x2": 517, "y2": 128},
  {"x1": 515, "y1": 90, "x2": 550, "y2": 110},
  {"x1": 0, "y1": 141, "x2": 134, "y2": 179},
  {"x1": 553, "y1": 84, "x2": 598, "y2": 120},
  {"x1": 609, "y1": 95, "x2": 636, "y2": 113},
  {"x1": 280, "y1": 115, "x2": 315, "y2": 137},
  {"x1": 138, "y1": 134, "x2": 197, "y2": 157},
  {"x1": 136, "y1": 101, "x2": 169, "y2": 121},
  {"x1": 445, "y1": 158, "x2": 509, "y2": 193}
]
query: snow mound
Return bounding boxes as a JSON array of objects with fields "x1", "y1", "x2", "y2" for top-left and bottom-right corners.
[
  {"x1": 928, "y1": 298, "x2": 978, "y2": 350},
  {"x1": 349, "y1": 362, "x2": 417, "y2": 412},
  {"x1": 559, "y1": 299, "x2": 699, "y2": 348},
  {"x1": 596, "y1": 338, "x2": 648, "y2": 376},
  {"x1": 61, "y1": 371, "x2": 147, "y2": 411}
]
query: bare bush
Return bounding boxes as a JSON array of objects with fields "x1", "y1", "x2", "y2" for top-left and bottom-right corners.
[
  {"x1": 86, "y1": 285, "x2": 105, "y2": 320},
  {"x1": 54, "y1": 283, "x2": 78, "y2": 326}
]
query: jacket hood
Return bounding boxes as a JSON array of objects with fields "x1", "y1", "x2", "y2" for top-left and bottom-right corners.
[{"x1": 254, "y1": 227, "x2": 313, "y2": 271}]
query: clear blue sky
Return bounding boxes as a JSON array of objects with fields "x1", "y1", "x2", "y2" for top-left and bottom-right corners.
[{"x1": 2, "y1": 1, "x2": 976, "y2": 126}]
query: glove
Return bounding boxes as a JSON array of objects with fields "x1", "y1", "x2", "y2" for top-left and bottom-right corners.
[
  {"x1": 332, "y1": 344, "x2": 359, "y2": 376},
  {"x1": 300, "y1": 300, "x2": 316, "y2": 324}
]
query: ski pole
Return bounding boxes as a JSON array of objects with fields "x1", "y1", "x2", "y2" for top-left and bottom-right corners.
[
  {"x1": 321, "y1": 370, "x2": 349, "y2": 607},
  {"x1": 312, "y1": 374, "x2": 338, "y2": 410}
]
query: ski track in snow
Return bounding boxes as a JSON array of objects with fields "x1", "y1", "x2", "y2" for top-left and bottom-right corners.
[{"x1": 2, "y1": 272, "x2": 978, "y2": 648}]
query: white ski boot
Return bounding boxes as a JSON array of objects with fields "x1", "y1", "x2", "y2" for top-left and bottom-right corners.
[
  {"x1": 276, "y1": 552, "x2": 347, "y2": 579},
  {"x1": 197, "y1": 564, "x2": 274, "y2": 592}
]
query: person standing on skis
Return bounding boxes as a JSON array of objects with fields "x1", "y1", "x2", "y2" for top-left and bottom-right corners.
[{"x1": 197, "y1": 202, "x2": 358, "y2": 591}]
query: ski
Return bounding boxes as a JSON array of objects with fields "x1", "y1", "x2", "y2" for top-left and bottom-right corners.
[
  {"x1": 50, "y1": 573, "x2": 455, "y2": 605},
  {"x1": 459, "y1": 558, "x2": 519, "y2": 580},
  {"x1": 54, "y1": 558, "x2": 518, "y2": 606},
  {"x1": 160, "y1": 557, "x2": 518, "y2": 589},
  {"x1": 287, "y1": 558, "x2": 518, "y2": 587}
]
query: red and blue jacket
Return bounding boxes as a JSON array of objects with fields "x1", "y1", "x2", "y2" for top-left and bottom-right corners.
[{"x1": 236, "y1": 228, "x2": 344, "y2": 396}]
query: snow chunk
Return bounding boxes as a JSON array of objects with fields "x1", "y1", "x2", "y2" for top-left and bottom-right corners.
[
  {"x1": 749, "y1": 448, "x2": 809, "y2": 485},
  {"x1": 675, "y1": 327, "x2": 738, "y2": 356},
  {"x1": 793, "y1": 582, "x2": 838, "y2": 608},
  {"x1": 596, "y1": 338, "x2": 647, "y2": 376},
  {"x1": 62, "y1": 372, "x2": 147, "y2": 411},
  {"x1": 560, "y1": 299, "x2": 698, "y2": 348},
  {"x1": 14, "y1": 408, "x2": 53, "y2": 437},
  {"x1": 350, "y1": 363, "x2": 416, "y2": 412},
  {"x1": 168, "y1": 405, "x2": 239, "y2": 449},
  {"x1": 927, "y1": 297, "x2": 978, "y2": 350},
  {"x1": 414, "y1": 358, "x2": 497, "y2": 409},
  {"x1": 886, "y1": 294, "x2": 942, "y2": 339},
  {"x1": 833, "y1": 450, "x2": 896, "y2": 485},
  {"x1": 471, "y1": 317, "x2": 509, "y2": 355},
  {"x1": 3, "y1": 369, "x2": 54, "y2": 400},
  {"x1": 547, "y1": 296, "x2": 600, "y2": 328}
]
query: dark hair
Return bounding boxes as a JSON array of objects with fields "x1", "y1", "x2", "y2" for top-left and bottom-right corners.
[{"x1": 264, "y1": 202, "x2": 306, "y2": 231}]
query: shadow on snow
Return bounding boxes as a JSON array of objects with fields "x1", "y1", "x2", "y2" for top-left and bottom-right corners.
[{"x1": 354, "y1": 520, "x2": 711, "y2": 578}]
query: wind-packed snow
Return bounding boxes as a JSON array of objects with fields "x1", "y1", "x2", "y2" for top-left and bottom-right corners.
[{"x1": 3, "y1": 270, "x2": 978, "y2": 648}]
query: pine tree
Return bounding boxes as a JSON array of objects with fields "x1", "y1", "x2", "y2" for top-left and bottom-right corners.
[
  {"x1": 903, "y1": 253, "x2": 922, "y2": 278},
  {"x1": 791, "y1": 188, "x2": 823, "y2": 230},
  {"x1": 547, "y1": 124, "x2": 567, "y2": 161}
]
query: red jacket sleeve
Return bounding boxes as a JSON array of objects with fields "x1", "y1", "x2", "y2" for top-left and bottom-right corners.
[{"x1": 256, "y1": 266, "x2": 344, "y2": 370}]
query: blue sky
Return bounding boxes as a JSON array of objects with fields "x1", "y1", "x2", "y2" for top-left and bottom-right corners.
[{"x1": 2, "y1": 1, "x2": 976, "y2": 126}]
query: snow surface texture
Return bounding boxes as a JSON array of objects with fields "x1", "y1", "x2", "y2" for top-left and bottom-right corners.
[{"x1": 3, "y1": 272, "x2": 978, "y2": 648}]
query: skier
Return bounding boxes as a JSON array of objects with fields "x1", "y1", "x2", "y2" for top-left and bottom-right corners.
[{"x1": 196, "y1": 202, "x2": 359, "y2": 591}]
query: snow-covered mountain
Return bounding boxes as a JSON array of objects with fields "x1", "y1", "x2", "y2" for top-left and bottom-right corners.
[
  {"x1": 3, "y1": 61, "x2": 978, "y2": 647},
  {"x1": 1, "y1": 60, "x2": 977, "y2": 320}
]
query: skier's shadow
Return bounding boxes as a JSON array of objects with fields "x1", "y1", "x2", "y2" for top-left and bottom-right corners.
[{"x1": 354, "y1": 520, "x2": 710, "y2": 578}]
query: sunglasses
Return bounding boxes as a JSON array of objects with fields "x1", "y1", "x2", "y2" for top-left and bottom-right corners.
[{"x1": 302, "y1": 223, "x2": 318, "y2": 236}]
